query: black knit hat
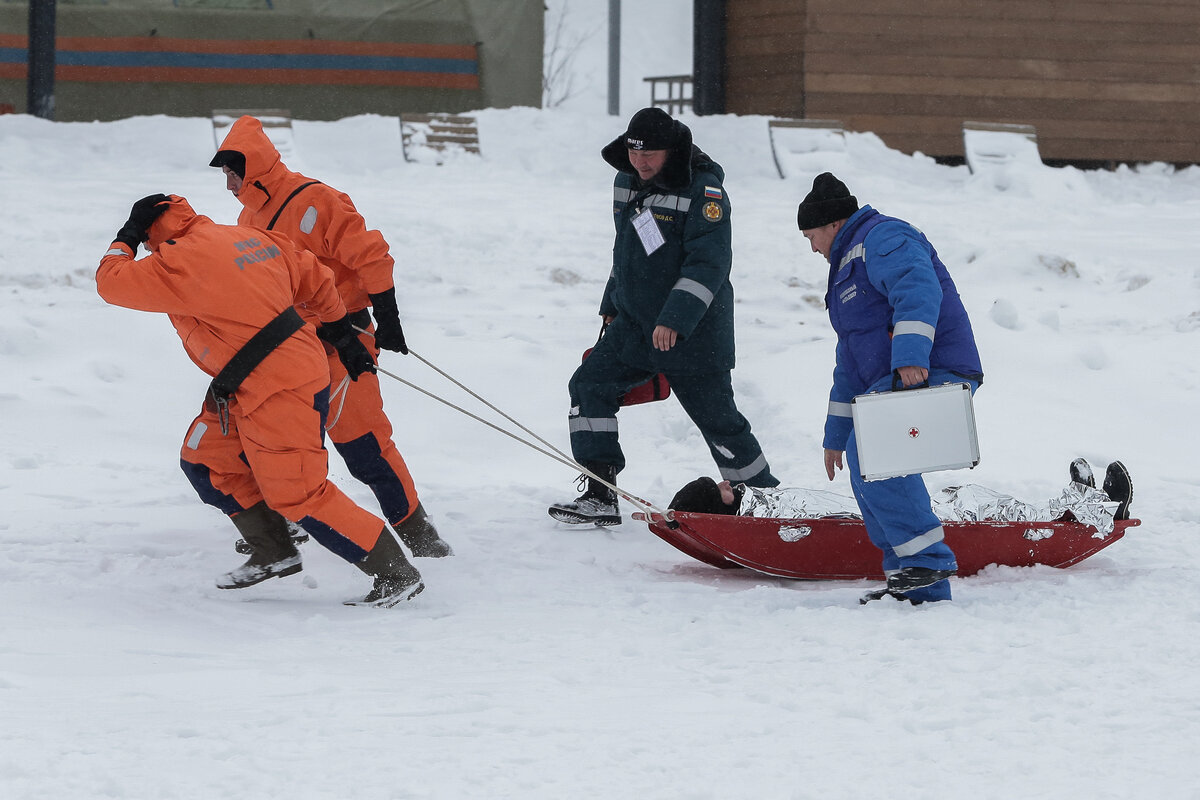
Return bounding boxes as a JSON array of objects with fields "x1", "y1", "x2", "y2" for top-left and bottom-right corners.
[
  {"x1": 796, "y1": 172, "x2": 859, "y2": 230},
  {"x1": 621, "y1": 107, "x2": 678, "y2": 151},
  {"x1": 668, "y1": 477, "x2": 739, "y2": 515},
  {"x1": 209, "y1": 149, "x2": 246, "y2": 178}
]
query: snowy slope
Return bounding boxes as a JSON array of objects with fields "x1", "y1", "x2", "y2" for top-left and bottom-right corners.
[{"x1": 3, "y1": 106, "x2": 1198, "y2": 800}]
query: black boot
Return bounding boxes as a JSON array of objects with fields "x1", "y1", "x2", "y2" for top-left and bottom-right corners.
[
  {"x1": 861, "y1": 567, "x2": 955, "y2": 605},
  {"x1": 886, "y1": 566, "x2": 956, "y2": 594},
  {"x1": 1103, "y1": 461, "x2": 1133, "y2": 520},
  {"x1": 547, "y1": 463, "x2": 621, "y2": 526},
  {"x1": 345, "y1": 528, "x2": 425, "y2": 608},
  {"x1": 1069, "y1": 457, "x2": 1095, "y2": 488},
  {"x1": 217, "y1": 501, "x2": 303, "y2": 589},
  {"x1": 234, "y1": 519, "x2": 308, "y2": 555},
  {"x1": 393, "y1": 503, "x2": 453, "y2": 558},
  {"x1": 860, "y1": 587, "x2": 902, "y2": 604},
  {"x1": 859, "y1": 587, "x2": 931, "y2": 606}
]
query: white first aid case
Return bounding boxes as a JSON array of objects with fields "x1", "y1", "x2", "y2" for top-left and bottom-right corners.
[{"x1": 851, "y1": 382, "x2": 980, "y2": 481}]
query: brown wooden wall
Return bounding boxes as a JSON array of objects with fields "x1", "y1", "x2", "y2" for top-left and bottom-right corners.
[
  {"x1": 724, "y1": 0, "x2": 806, "y2": 115},
  {"x1": 724, "y1": 0, "x2": 1200, "y2": 164}
]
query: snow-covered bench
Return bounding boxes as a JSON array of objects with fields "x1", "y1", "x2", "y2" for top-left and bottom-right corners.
[
  {"x1": 962, "y1": 121, "x2": 1041, "y2": 174},
  {"x1": 767, "y1": 118, "x2": 846, "y2": 179},
  {"x1": 400, "y1": 112, "x2": 481, "y2": 164}
]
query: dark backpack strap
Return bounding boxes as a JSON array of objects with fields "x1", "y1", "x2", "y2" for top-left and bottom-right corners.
[
  {"x1": 209, "y1": 307, "x2": 306, "y2": 401},
  {"x1": 266, "y1": 180, "x2": 321, "y2": 230}
]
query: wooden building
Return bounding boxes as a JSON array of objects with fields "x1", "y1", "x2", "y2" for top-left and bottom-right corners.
[{"x1": 701, "y1": 0, "x2": 1200, "y2": 165}]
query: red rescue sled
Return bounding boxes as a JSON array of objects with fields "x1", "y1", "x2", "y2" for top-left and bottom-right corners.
[{"x1": 634, "y1": 511, "x2": 1139, "y2": 579}]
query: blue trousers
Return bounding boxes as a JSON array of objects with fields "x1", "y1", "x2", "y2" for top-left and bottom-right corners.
[
  {"x1": 567, "y1": 337, "x2": 777, "y2": 487},
  {"x1": 846, "y1": 371, "x2": 980, "y2": 602}
]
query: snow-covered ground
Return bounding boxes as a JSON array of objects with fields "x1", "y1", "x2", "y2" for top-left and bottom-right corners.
[{"x1": 4, "y1": 4, "x2": 1200, "y2": 796}]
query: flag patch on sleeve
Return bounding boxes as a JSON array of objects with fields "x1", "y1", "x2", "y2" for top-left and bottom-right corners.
[{"x1": 704, "y1": 186, "x2": 723, "y2": 199}]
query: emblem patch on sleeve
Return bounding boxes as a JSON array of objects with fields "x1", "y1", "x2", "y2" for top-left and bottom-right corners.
[{"x1": 702, "y1": 201, "x2": 723, "y2": 222}]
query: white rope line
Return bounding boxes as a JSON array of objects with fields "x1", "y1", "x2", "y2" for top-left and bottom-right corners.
[
  {"x1": 409, "y1": 348, "x2": 574, "y2": 465},
  {"x1": 376, "y1": 361, "x2": 665, "y2": 519},
  {"x1": 325, "y1": 374, "x2": 352, "y2": 431},
  {"x1": 350, "y1": 325, "x2": 668, "y2": 518}
]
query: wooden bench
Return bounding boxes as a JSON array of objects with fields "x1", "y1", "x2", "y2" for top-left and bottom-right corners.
[
  {"x1": 962, "y1": 121, "x2": 1041, "y2": 174},
  {"x1": 212, "y1": 108, "x2": 295, "y2": 159},
  {"x1": 767, "y1": 118, "x2": 846, "y2": 179},
  {"x1": 400, "y1": 113, "x2": 480, "y2": 164}
]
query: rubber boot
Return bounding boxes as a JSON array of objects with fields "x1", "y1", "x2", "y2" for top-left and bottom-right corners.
[
  {"x1": 1069, "y1": 457, "x2": 1095, "y2": 488},
  {"x1": 1103, "y1": 461, "x2": 1133, "y2": 520},
  {"x1": 547, "y1": 463, "x2": 621, "y2": 526},
  {"x1": 217, "y1": 501, "x2": 303, "y2": 589},
  {"x1": 234, "y1": 520, "x2": 308, "y2": 555},
  {"x1": 887, "y1": 566, "x2": 957, "y2": 594},
  {"x1": 345, "y1": 528, "x2": 425, "y2": 608},
  {"x1": 393, "y1": 503, "x2": 453, "y2": 557}
]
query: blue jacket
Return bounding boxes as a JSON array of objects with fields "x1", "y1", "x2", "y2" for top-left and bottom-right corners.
[
  {"x1": 823, "y1": 206, "x2": 983, "y2": 450},
  {"x1": 597, "y1": 130, "x2": 736, "y2": 375}
]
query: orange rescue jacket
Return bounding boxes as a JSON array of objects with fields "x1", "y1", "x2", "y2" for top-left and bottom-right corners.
[
  {"x1": 96, "y1": 195, "x2": 349, "y2": 414},
  {"x1": 214, "y1": 115, "x2": 396, "y2": 323}
]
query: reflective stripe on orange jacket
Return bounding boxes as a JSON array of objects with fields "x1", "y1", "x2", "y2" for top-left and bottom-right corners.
[
  {"x1": 96, "y1": 195, "x2": 348, "y2": 414},
  {"x1": 215, "y1": 115, "x2": 395, "y2": 323}
]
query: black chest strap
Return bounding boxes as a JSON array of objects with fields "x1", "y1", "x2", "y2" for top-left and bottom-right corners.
[
  {"x1": 207, "y1": 307, "x2": 306, "y2": 432},
  {"x1": 267, "y1": 181, "x2": 321, "y2": 230}
]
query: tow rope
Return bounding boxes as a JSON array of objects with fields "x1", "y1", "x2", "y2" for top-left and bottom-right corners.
[{"x1": 353, "y1": 325, "x2": 672, "y2": 522}]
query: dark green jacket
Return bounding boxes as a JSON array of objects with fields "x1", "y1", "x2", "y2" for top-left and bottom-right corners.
[{"x1": 598, "y1": 130, "x2": 736, "y2": 375}]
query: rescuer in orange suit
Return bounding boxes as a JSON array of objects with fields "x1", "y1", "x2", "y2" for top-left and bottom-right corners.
[
  {"x1": 208, "y1": 114, "x2": 451, "y2": 560},
  {"x1": 96, "y1": 193, "x2": 425, "y2": 607}
]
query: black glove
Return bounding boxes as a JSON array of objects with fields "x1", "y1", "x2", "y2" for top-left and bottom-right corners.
[
  {"x1": 322, "y1": 315, "x2": 377, "y2": 381},
  {"x1": 368, "y1": 288, "x2": 408, "y2": 354},
  {"x1": 114, "y1": 193, "x2": 171, "y2": 250}
]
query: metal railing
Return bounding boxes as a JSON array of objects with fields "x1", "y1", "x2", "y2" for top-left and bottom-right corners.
[{"x1": 643, "y1": 74, "x2": 692, "y2": 115}]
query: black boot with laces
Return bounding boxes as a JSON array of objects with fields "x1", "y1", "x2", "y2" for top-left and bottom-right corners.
[{"x1": 548, "y1": 464, "x2": 621, "y2": 526}]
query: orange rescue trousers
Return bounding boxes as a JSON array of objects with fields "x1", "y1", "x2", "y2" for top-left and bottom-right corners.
[
  {"x1": 181, "y1": 376, "x2": 385, "y2": 562},
  {"x1": 321, "y1": 333, "x2": 421, "y2": 527}
]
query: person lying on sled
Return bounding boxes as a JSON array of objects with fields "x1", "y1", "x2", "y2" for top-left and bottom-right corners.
[{"x1": 670, "y1": 458, "x2": 1134, "y2": 536}]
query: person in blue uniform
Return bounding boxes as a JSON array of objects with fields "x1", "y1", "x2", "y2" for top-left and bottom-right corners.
[
  {"x1": 549, "y1": 108, "x2": 778, "y2": 527},
  {"x1": 797, "y1": 173, "x2": 984, "y2": 603}
]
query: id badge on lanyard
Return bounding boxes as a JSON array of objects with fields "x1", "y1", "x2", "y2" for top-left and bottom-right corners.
[{"x1": 632, "y1": 206, "x2": 665, "y2": 256}]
